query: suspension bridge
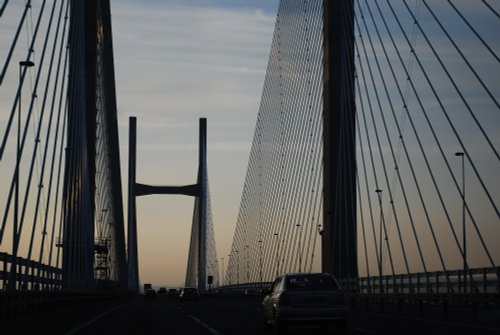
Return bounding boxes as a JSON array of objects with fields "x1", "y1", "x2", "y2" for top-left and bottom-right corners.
[{"x1": 0, "y1": 0, "x2": 498, "y2": 334}]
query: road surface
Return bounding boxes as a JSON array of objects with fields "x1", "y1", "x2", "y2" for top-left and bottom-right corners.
[{"x1": 1, "y1": 294, "x2": 499, "y2": 334}]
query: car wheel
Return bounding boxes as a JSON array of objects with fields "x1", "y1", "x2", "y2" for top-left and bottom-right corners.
[
  {"x1": 272, "y1": 316, "x2": 286, "y2": 334},
  {"x1": 263, "y1": 314, "x2": 271, "y2": 330}
]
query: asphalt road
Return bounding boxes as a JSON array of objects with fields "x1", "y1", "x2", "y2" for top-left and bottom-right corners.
[
  {"x1": 2, "y1": 294, "x2": 499, "y2": 334},
  {"x1": 69, "y1": 294, "x2": 345, "y2": 335}
]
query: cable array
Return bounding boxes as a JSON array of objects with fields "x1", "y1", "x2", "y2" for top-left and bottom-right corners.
[
  {"x1": 0, "y1": 0, "x2": 69, "y2": 290},
  {"x1": 355, "y1": 0, "x2": 499, "y2": 285},
  {"x1": 226, "y1": 0, "x2": 499, "y2": 290},
  {"x1": 226, "y1": 0, "x2": 324, "y2": 286}
]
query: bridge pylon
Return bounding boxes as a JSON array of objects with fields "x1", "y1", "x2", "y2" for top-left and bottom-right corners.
[
  {"x1": 322, "y1": 0, "x2": 358, "y2": 279},
  {"x1": 127, "y1": 117, "x2": 213, "y2": 293}
]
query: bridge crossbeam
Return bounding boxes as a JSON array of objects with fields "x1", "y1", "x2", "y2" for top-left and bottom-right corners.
[{"x1": 134, "y1": 183, "x2": 200, "y2": 198}]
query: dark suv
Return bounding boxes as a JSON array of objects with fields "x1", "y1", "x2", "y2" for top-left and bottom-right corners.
[{"x1": 179, "y1": 287, "x2": 200, "y2": 302}]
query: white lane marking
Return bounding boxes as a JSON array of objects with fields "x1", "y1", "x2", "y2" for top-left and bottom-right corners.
[
  {"x1": 64, "y1": 299, "x2": 136, "y2": 335},
  {"x1": 169, "y1": 304, "x2": 222, "y2": 335},
  {"x1": 186, "y1": 313, "x2": 222, "y2": 335}
]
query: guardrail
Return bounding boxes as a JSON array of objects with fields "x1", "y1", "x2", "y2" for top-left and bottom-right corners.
[
  {"x1": 217, "y1": 280, "x2": 500, "y2": 322},
  {"x1": 348, "y1": 292, "x2": 500, "y2": 322},
  {"x1": 0, "y1": 252, "x2": 62, "y2": 291},
  {"x1": 339, "y1": 266, "x2": 500, "y2": 294},
  {"x1": 219, "y1": 267, "x2": 500, "y2": 295}
]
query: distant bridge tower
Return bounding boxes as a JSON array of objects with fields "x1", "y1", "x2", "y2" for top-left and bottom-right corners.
[{"x1": 128, "y1": 118, "x2": 217, "y2": 293}]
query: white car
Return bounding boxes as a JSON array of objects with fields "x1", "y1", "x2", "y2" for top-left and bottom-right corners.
[{"x1": 262, "y1": 273, "x2": 348, "y2": 333}]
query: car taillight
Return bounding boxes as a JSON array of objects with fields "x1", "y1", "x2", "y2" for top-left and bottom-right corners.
[{"x1": 279, "y1": 292, "x2": 292, "y2": 305}]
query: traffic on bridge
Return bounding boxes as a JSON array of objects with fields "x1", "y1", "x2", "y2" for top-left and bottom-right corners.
[{"x1": 0, "y1": 0, "x2": 499, "y2": 334}]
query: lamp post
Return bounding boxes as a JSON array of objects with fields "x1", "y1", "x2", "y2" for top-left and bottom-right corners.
[
  {"x1": 10, "y1": 60, "x2": 35, "y2": 291},
  {"x1": 274, "y1": 233, "x2": 279, "y2": 277},
  {"x1": 375, "y1": 189, "x2": 383, "y2": 292},
  {"x1": 296, "y1": 224, "x2": 302, "y2": 272},
  {"x1": 227, "y1": 254, "x2": 231, "y2": 285},
  {"x1": 246, "y1": 245, "x2": 250, "y2": 283},
  {"x1": 235, "y1": 250, "x2": 239, "y2": 285},
  {"x1": 221, "y1": 257, "x2": 224, "y2": 286},
  {"x1": 455, "y1": 151, "x2": 466, "y2": 293},
  {"x1": 258, "y1": 240, "x2": 263, "y2": 288}
]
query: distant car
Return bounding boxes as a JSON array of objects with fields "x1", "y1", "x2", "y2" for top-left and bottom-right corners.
[
  {"x1": 157, "y1": 287, "x2": 167, "y2": 295},
  {"x1": 168, "y1": 288, "x2": 178, "y2": 297},
  {"x1": 179, "y1": 287, "x2": 200, "y2": 302},
  {"x1": 262, "y1": 273, "x2": 347, "y2": 333},
  {"x1": 144, "y1": 288, "x2": 157, "y2": 298}
]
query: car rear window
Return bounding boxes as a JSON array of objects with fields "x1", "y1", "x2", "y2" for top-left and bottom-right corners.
[{"x1": 285, "y1": 275, "x2": 339, "y2": 290}]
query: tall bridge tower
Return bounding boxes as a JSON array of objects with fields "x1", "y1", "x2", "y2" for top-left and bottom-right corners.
[{"x1": 62, "y1": 0, "x2": 127, "y2": 291}]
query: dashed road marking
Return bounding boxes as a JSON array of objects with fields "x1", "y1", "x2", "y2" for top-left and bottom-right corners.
[{"x1": 169, "y1": 304, "x2": 222, "y2": 335}]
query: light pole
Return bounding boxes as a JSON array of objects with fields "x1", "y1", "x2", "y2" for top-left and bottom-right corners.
[
  {"x1": 246, "y1": 245, "x2": 250, "y2": 283},
  {"x1": 274, "y1": 233, "x2": 279, "y2": 277},
  {"x1": 375, "y1": 189, "x2": 383, "y2": 292},
  {"x1": 221, "y1": 257, "x2": 224, "y2": 286},
  {"x1": 235, "y1": 250, "x2": 239, "y2": 285},
  {"x1": 227, "y1": 254, "x2": 231, "y2": 285},
  {"x1": 296, "y1": 224, "x2": 302, "y2": 272},
  {"x1": 258, "y1": 240, "x2": 263, "y2": 288},
  {"x1": 455, "y1": 151, "x2": 466, "y2": 293},
  {"x1": 10, "y1": 60, "x2": 35, "y2": 291}
]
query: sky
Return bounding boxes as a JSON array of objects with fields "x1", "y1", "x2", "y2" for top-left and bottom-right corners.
[{"x1": 110, "y1": 0, "x2": 279, "y2": 287}]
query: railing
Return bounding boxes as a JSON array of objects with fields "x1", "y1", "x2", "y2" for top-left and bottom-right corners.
[
  {"x1": 348, "y1": 292, "x2": 500, "y2": 322},
  {"x1": 0, "y1": 252, "x2": 62, "y2": 291},
  {"x1": 217, "y1": 269, "x2": 500, "y2": 324},
  {"x1": 219, "y1": 267, "x2": 500, "y2": 296},
  {"x1": 339, "y1": 267, "x2": 500, "y2": 294}
]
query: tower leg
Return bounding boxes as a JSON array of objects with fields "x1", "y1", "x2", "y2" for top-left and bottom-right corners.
[
  {"x1": 198, "y1": 118, "x2": 207, "y2": 292},
  {"x1": 128, "y1": 117, "x2": 139, "y2": 292}
]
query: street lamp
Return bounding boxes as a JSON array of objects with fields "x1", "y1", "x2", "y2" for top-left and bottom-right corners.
[
  {"x1": 235, "y1": 250, "x2": 239, "y2": 285},
  {"x1": 221, "y1": 257, "x2": 224, "y2": 286},
  {"x1": 274, "y1": 233, "x2": 279, "y2": 277},
  {"x1": 10, "y1": 60, "x2": 35, "y2": 291},
  {"x1": 455, "y1": 151, "x2": 467, "y2": 294},
  {"x1": 296, "y1": 224, "x2": 302, "y2": 272},
  {"x1": 227, "y1": 254, "x2": 231, "y2": 285},
  {"x1": 246, "y1": 245, "x2": 250, "y2": 283},
  {"x1": 258, "y1": 240, "x2": 263, "y2": 288},
  {"x1": 375, "y1": 189, "x2": 383, "y2": 292}
]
